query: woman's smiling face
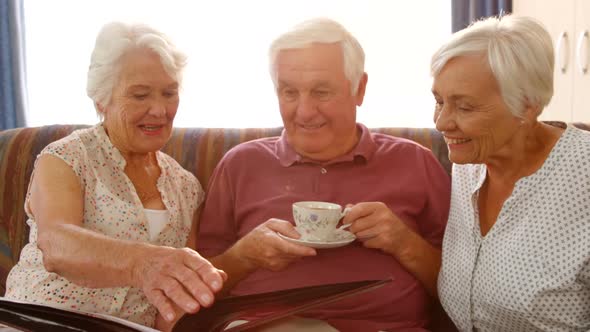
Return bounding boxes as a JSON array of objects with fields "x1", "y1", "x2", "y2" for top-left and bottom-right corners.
[
  {"x1": 432, "y1": 55, "x2": 522, "y2": 165},
  {"x1": 100, "y1": 48, "x2": 180, "y2": 155}
]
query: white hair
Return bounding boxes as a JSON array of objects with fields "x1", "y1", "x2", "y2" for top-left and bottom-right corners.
[
  {"x1": 86, "y1": 22, "x2": 187, "y2": 118},
  {"x1": 268, "y1": 18, "x2": 365, "y2": 95},
  {"x1": 431, "y1": 15, "x2": 554, "y2": 117}
]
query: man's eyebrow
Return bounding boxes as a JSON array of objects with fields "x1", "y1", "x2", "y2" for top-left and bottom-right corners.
[
  {"x1": 127, "y1": 84, "x2": 150, "y2": 90},
  {"x1": 126, "y1": 82, "x2": 179, "y2": 90}
]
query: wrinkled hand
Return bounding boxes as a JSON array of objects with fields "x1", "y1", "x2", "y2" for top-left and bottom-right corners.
[
  {"x1": 230, "y1": 218, "x2": 316, "y2": 272},
  {"x1": 343, "y1": 202, "x2": 411, "y2": 256},
  {"x1": 133, "y1": 246, "x2": 227, "y2": 322}
]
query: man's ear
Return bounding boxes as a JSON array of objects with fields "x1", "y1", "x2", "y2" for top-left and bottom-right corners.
[{"x1": 355, "y1": 73, "x2": 368, "y2": 107}]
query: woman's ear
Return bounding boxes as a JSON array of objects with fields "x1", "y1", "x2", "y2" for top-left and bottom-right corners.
[
  {"x1": 97, "y1": 103, "x2": 107, "y2": 116},
  {"x1": 521, "y1": 100, "x2": 541, "y2": 123}
]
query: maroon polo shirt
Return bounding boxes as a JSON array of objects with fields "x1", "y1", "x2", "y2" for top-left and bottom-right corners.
[{"x1": 198, "y1": 124, "x2": 450, "y2": 331}]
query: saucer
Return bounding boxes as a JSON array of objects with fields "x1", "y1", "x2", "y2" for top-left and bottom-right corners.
[{"x1": 277, "y1": 229, "x2": 356, "y2": 249}]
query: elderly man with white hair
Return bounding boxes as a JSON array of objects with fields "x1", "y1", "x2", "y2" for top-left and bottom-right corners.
[{"x1": 197, "y1": 18, "x2": 451, "y2": 331}]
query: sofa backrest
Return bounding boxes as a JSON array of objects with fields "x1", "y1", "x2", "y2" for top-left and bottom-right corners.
[
  {"x1": 2, "y1": 122, "x2": 588, "y2": 295},
  {"x1": 0, "y1": 124, "x2": 451, "y2": 295}
]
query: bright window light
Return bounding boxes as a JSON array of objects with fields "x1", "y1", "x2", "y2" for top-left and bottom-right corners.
[{"x1": 24, "y1": 0, "x2": 450, "y2": 128}]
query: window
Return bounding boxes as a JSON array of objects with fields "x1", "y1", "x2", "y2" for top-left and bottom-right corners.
[{"x1": 24, "y1": 0, "x2": 450, "y2": 128}]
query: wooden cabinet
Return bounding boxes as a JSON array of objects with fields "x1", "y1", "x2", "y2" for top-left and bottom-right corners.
[{"x1": 513, "y1": 0, "x2": 590, "y2": 122}]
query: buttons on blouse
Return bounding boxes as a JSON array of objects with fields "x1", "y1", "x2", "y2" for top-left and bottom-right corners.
[{"x1": 320, "y1": 167, "x2": 327, "y2": 174}]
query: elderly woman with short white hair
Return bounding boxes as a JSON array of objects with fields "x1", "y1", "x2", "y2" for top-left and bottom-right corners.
[
  {"x1": 432, "y1": 15, "x2": 590, "y2": 331},
  {"x1": 4, "y1": 22, "x2": 225, "y2": 330}
]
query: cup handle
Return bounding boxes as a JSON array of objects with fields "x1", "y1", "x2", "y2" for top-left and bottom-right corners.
[
  {"x1": 338, "y1": 207, "x2": 352, "y2": 230},
  {"x1": 340, "y1": 207, "x2": 351, "y2": 218},
  {"x1": 338, "y1": 223, "x2": 352, "y2": 230}
]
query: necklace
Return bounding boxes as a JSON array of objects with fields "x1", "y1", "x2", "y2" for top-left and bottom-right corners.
[
  {"x1": 134, "y1": 183, "x2": 161, "y2": 203},
  {"x1": 125, "y1": 162, "x2": 162, "y2": 204}
]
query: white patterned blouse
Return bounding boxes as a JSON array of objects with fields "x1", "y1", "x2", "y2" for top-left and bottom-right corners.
[{"x1": 438, "y1": 125, "x2": 590, "y2": 331}]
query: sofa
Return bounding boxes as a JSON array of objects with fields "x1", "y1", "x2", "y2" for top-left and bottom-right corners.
[
  {"x1": 0, "y1": 124, "x2": 457, "y2": 295},
  {"x1": 0, "y1": 122, "x2": 588, "y2": 327}
]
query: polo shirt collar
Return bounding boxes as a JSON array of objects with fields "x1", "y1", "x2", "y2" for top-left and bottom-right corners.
[{"x1": 275, "y1": 123, "x2": 377, "y2": 167}]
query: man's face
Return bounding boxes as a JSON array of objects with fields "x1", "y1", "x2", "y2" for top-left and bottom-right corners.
[{"x1": 275, "y1": 43, "x2": 367, "y2": 161}]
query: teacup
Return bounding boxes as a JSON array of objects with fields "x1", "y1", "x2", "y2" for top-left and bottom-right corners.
[{"x1": 292, "y1": 201, "x2": 350, "y2": 241}]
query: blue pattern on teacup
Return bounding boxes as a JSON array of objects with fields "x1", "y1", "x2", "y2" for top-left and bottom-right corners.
[{"x1": 292, "y1": 205, "x2": 344, "y2": 241}]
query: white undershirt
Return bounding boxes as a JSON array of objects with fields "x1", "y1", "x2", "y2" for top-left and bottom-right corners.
[{"x1": 144, "y1": 209, "x2": 170, "y2": 241}]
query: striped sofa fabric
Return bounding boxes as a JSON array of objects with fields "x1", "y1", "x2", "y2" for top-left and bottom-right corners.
[{"x1": 0, "y1": 123, "x2": 587, "y2": 295}]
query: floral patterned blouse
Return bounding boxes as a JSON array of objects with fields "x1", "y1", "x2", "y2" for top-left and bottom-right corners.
[{"x1": 5, "y1": 124, "x2": 203, "y2": 327}]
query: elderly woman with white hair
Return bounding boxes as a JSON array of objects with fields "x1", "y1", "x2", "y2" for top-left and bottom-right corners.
[
  {"x1": 432, "y1": 15, "x2": 590, "y2": 331},
  {"x1": 4, "y1": 22, "x2": 225, "y2": 329}
]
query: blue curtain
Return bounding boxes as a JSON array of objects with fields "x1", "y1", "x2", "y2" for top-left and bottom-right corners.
[
  {"x1": 452, "y1": 0, "x2": 512, "y2": 32},
  {"x1": 0, "y1": 0, "x2": 27, "y2": 130}
]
